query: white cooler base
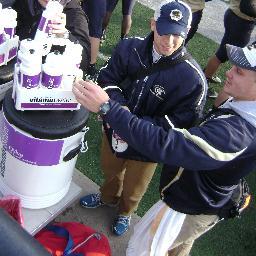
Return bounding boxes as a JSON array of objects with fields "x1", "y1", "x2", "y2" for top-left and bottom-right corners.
[
  {"x1": 0, "y1": 177, "x2": 71, "y2": 209},
  {"x1": 0, "y1": 180, "x2": 81, "y2": 235}
]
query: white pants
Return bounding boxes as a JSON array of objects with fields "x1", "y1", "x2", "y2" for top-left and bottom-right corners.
[{"x1": 126, "y1": 200, "x2": 186, "y2": 256}]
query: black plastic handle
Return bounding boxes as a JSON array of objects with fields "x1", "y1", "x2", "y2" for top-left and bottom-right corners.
[{"x1": 63, "y1": 144, "x2": 82, "y2": 162}]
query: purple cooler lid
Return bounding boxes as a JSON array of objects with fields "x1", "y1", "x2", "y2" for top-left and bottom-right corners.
[{"x1": 3, "y1": 89, "x2": 89, "y2": 139}]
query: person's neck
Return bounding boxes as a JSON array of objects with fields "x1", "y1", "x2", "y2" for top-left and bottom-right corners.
[{"x1": 152, "y1": 44, "x2": 162, "y2": 63}]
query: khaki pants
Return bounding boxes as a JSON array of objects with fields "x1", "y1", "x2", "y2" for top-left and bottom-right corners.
[
  {"x1": 167, "y1": 214, "x2": 219, "y2": 256},
  {"x1": 100, "y1": 133, "x2": 157, "y2": 216}
]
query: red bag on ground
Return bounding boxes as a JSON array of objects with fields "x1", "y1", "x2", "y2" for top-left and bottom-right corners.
[
  {"x1": 0, "y1": 195, "x2": 24, "y2": 226},
  {"x1": 35, "y1": 222, "x2": 112, "y2": 256}
]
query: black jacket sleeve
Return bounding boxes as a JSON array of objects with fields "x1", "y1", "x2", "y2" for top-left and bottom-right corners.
[
  {"x1": 12, "y1": 0, "x2": 39, "y2": 40},
  {"x1": 64, "y1": 0, "x2": 91, "y2": 72},
  {"x1": 0, "y1": 0, "x2": 15, "y2": 8}
]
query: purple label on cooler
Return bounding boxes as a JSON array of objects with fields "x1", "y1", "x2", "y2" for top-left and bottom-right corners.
[
  {"x1": 4, "y1": 27, "x2": 15, "y2": 38},
  {"x1": 0, "y1": 54, "x2": 5, "y2": 65},
  {"x1": 8, "y1": 47, "x2": 17, "y2": 59},
  {"x1": 21, "y1": 103, "x2": 78, "y2": 109},
  {"x1": 41, "y1": 72, "x2": 62, "y2": 88},
  {"x1": 21, "y1": 73, "x2": 41, "y2": 88},
  {"x1": 2, "y1": 116, "x2": 64, "y2": 166},
  {"x1": 0, "y1": 33, "x2": 5, "y2": 45},
  {"x1": 38, "y1": 16, "x2": 47, "y2": 31}
]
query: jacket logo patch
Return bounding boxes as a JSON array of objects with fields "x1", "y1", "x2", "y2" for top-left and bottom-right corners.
[{"x1": 150, "y1": 85, "x2": 165, "y2": 100}]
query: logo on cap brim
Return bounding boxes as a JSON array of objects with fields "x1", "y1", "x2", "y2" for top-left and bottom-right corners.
[{"x1": 170, "y1": 9, "x2": 183, "y2": 21}]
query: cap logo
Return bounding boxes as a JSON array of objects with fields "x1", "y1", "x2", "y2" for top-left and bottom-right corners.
[{"x1": 170, "y1": 9, "x2": 183, "y2": 21}]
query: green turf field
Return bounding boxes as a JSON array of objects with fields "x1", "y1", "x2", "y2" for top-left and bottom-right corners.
[{"x1": 76, "y1": 2, "x2": 256, "y2": 255}]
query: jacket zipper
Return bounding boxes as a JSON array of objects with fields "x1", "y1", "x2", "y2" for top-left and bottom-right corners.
[
  {"x1": 131, "y1": 48, "x2": 150, "y2": 113},
  {"x1": 133, "y1": 48, "x2": 147, "y2": 69},
  {"x1": 133, "y1": 76, "x2": 149, "y2": 113}
]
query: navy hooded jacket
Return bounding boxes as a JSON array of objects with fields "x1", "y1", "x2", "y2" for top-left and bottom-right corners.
[
  {"x1": 98, "y1": 33, "x2": 208, "y2": 161},
  {"x1": 103, "y1": 99, "x2": 256, "y2": 215}
]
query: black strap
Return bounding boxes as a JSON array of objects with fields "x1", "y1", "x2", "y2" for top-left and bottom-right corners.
[
  {"x1": 119, "y1": 52, "x2": 192, "y2": 90},
  {"x1": 217, "y1": 178, "x2": 251, "y2": 219}
]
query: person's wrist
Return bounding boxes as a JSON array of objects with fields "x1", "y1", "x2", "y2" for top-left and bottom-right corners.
[{"x1": 99, "y1": 100, "x2": 111, "y2": 116}]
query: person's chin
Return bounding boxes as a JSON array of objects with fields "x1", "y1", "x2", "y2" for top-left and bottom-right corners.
[
  {"x1": 161, "y1": 49, "x2": 173, "y2": 56},
  {"x1": 223, "y1": 82, "x2": 232, "y2": 94},
  {"x1": 224, "y1": 80, "x2": 231, "y2": 89}
]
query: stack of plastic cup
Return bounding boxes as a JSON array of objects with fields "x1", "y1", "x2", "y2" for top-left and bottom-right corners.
[
  {"x1": 17, "y1": 39, "x2": 43, "y2": 65},
  {"x1": 41, "y1": 50, "x2": 64, "y2": 89},
  {"x1": 34, "y1": 1, "x2": 63, "y2": 41},
  {"x1": 62, "y1": 41, "x2": 83, "y2": 89},
  {"x1": 1, "y1": 7, "x2": 17, "y2": 39}
]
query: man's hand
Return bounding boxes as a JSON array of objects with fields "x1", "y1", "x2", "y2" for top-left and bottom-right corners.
[
  {"x1": 73, "y1": 80, "x2": 110, "y2": 113},
  {"x1": 48, "y1": 13, "x2": 67, "y2": 35}
]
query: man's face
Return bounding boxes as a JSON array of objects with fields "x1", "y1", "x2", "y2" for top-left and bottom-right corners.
[
  {"x1": 223, "y1": 65, "x2": 256, "y2": 101},
  {"x1": 38, "y1": 0, "x2": 50, "y2": 8},
  {"x1": 151, "y1": 20, "x2": 184, "y2": 56}
]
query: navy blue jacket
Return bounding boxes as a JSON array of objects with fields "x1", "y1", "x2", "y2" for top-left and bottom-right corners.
[
  {"x1": 98, "y1": 33, "x2": 207, "y2": 161},
  {"x1": 103, "y1": 100, "x2": 256, "y2": 215}
]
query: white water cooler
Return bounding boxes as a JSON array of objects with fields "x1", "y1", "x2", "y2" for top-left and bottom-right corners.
[{"x1": 0, "y1": 89, "x2": 89, "y2": 209}]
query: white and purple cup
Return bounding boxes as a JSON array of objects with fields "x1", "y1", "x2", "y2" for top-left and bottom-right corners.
[
  {"x1": 0, "y1": 42, "x2": 6, "y2": 66},
  {"x1": 19, "y1": 63, "x2": 41, "y2": 89},
  {"x1": 41, "y1": 51, "x2": 63, "y2": 89},
  {"x1": 35, "y1": 1, "x2": 63, "y2": 40},
  {"x1": 65, "y1": 41, "x2": 83, "y2": 68},
  {"x1": 0, "y1": 32, "x2": 5, "y2": 45},
  {"x1": 17, "y1": 39, "x2": 43, "y2": 65},
  {"x1": 1, "y1": 7, "x2": 17, "y2": 39}
]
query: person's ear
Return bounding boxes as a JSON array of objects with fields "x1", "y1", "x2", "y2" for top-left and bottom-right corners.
[{"x1": 150, "y1": 18, "x2": 156, "y2": 32}]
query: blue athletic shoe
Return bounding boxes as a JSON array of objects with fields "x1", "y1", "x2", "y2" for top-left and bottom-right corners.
[
  {"x1": 80, "y1": 193, "x2": 104, "y2": 208},
  {"x1": 112, "y1": 215, "x2": 131, "y2": 236}
]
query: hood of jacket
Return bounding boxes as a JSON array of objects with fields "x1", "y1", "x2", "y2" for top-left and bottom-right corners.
[{"x1": 222, "y1": 99, "x2": 256, "y2": 128}]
